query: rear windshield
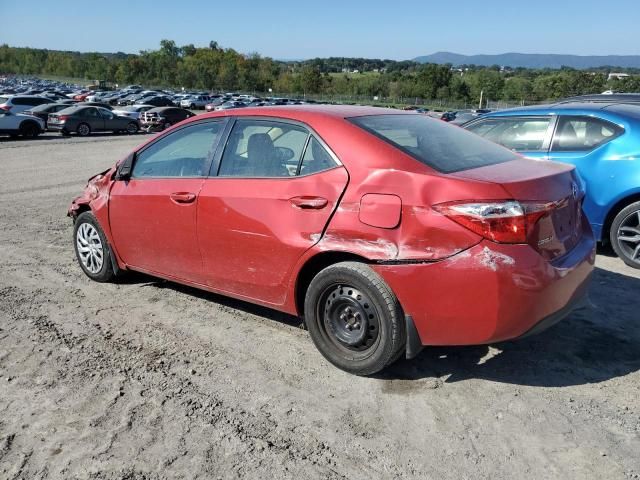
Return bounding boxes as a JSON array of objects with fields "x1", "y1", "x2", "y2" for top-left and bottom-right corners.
[{"x1": 349, "y1": 114, "x2": 518, "y2": 173}]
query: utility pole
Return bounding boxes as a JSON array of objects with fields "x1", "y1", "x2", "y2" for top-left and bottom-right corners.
[{"x1": 479, "y1": 90, "x2": 484, "y2": 110}]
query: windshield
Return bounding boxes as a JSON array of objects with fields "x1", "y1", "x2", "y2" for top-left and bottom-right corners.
[{"x1": 349, "y1": 114, "x2": 518, "y2": 174}]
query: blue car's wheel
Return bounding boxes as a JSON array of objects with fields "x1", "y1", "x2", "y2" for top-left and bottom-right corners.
[{"x1": 610, "y1": 201, "x2": 640, "y2": 269}]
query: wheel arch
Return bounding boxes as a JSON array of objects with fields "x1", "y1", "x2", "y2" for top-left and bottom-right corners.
[
  {"x1": 294, "y1": 251, "x2": 371, "y2": 317},
  {"x1": 602, "y1": 191, "x2": 640, "y2": 244},
  {"x1": 19, "y1": 119, "x2": 41, "y2": 132}
]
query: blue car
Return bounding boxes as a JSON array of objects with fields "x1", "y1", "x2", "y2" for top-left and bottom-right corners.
[{"x1": 463, "y1": 102, "x2": 640, "y2": 268}]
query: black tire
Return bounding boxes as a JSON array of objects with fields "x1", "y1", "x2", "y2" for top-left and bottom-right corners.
[
  {"x1": 304, "y1": 262, "x2": 406, "y2": 375},
  {"x1": 20, "y1": 121, "x2": 40, "y2": 138},
  {"x1": 190, "y1": 104, "x2": 196, "y2": 109},
  {"x1": 73, "y1": 211, "x2": 116, "y2": 282},
  {"x1": 610, "y1": 201, "x2": 640, "y2": 269},
  {"x1": 163, "y1": 122, "x2": 171, "y2": 130},
  {"x1": 60, "y1": 129, "x2": 71, "y2": 137},
  {"x1": 76, "y1": 123, "x2": 91, "y2": 137},
  {"x1": 126, "y1": 122, "x2": 138, "y2": 134}
]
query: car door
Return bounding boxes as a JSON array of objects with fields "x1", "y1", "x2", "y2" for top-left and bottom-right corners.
[
  {"x1": 465, "y1": 116, "x2": 556, "y2": 160},
  {"x1": 81, "y1": 107, "x2": 105, "y2": 131},
  {"x1": 97, "y1": 107, "x2": 119, "y2": 130},
  {"x1": 109, "y1": 119, "x2": 227, "y2": 282},
  {"x1": 197, "y1": 118, "x2": 349, "y2": 306},
  {"x1": 546, "y1": 115, "x2": 625, "y2": 229}
]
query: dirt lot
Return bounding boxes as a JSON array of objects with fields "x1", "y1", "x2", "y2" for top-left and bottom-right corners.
[{"x1": 0, "y1": 133, "x2": 639, "y2": 480}]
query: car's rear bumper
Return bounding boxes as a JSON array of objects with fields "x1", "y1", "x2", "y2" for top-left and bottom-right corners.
[{"x1": 372, "y1": 231, "x2": 596, "y2": 346}]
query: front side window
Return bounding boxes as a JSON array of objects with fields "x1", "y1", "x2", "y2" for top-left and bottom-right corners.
[
  {"x1": 218, "y1": 119, "x2": 310, "y2": 177},
  {"x1": 551, "y1": 116, "x2": 623, "y2": 152},
  {"x1": 351, "y1": 114, "x2": 518, "y2": 173},
  {"x1": 465, "y1": 117, "x2": 552, "y2": 152},
  {"x1": 132, "y1": 121, "x2": 224, "y2": 178}
]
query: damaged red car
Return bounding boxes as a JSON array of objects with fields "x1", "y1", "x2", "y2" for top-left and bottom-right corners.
[{"x1": 68, "y1": 106, "x2": 595, "y2": 375}]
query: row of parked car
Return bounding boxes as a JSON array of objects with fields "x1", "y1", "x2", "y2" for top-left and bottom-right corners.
[{"x1": 0, "y1": 76, "x2": 330, "y2": 138}]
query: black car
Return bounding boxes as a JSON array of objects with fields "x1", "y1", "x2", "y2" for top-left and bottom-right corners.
[
  {"x1": 23, "y1": 103, "x2": 73, "y2": 128},
  {"x1": 138, "y1": 96, "x2": 175, "y2": 107},
  {"x1": 139, "y1": 107, "x2": 195, "y2": 132},
  {"x1": 79, "y1": 102, "x2": 114, "y2": 110}
]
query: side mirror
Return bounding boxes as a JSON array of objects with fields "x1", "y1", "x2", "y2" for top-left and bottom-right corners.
[{"x1": 115, "y1": 152, "x2": 135, "y2": 180}]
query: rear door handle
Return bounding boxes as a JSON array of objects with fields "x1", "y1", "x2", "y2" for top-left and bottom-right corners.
[
  {"x1": 170, "y1": 192, "x2": 197, "y2": 204},
  {"x1": 289, "y1": 196, "x2": 328, "y2": 209}
]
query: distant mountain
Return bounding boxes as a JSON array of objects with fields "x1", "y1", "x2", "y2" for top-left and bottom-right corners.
[{"x1": 413, "y1": 52, "x2": 640, "y2": 69}]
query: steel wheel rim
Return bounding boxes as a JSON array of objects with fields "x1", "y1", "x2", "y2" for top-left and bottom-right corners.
[
  {"x1": 617, "y1": 210, "x2": 640, "y2": 262},
  {"x1": 76, "y1": 223, "x2": 104, "y2": 273},
  {"x1": 78, "y1": 124, "x2": 89, "y2": 136},
  {"x1": 320, "y1": 284, "x2": 380, "y2": 353}
]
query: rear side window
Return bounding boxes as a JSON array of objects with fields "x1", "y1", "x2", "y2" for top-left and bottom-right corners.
[
  {"x1": 0, "y1": 97, "x2": 8, "y2": 104},
  {"x1": 300, "y1": 137, "x2": 337, "y2": 175},
  {"x1": 218, "y1": 119, "x2": 310, "y2": 177},
  {"x1": 551, "y1": 116, "x2": 623, "y2": 152},
  {"x1": 465, "y1": 117, "x2": 552, "y2": 152},
  {"x1": 349, "y1": 114, "x2": 517, "y2": 173}
]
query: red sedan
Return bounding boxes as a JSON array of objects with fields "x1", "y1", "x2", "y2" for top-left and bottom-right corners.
[{"x1": 68, "y1": 106, "x2": 595, "y2": 375}]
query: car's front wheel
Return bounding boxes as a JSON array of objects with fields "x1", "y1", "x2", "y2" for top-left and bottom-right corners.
[
  {"x1": 304, "y1": 262, "x2": 406, "y2": 375},
  {"x1": 126, "y1": 122, "x2": 138, "y2": 134},
  {"x1": 610, "y1": 201, "x2": 640, "y2": 269},
  {"x1": 73, "y1": 211, "x2": 116, "y2": 282}
]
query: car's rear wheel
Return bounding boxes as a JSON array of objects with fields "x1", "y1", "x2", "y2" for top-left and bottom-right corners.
[
  {"x1": 126, "y1": 122, "x2": 138, "y2": 134},
  {"x1": 20, "y1": 121, "x2": 40, "y2": 138},
  {"x1": 77, "y1": 123, "x2": 91, "y2": 137},
  {"x1": 610, "y1": 201, "x2": 640, "y2": 269},
  {"x1": 163, "y1": 122, "x2": 171, "y2": 130},
  {"x1": 304, "y1": 262, "x2": 406, "y2": 375},
  {"x1": 73, "y1": 211, "x2": 116, "y2": 282}
]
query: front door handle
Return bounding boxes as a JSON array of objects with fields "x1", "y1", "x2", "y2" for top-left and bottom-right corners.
[
  {"x1": 170, "y1": 192, "x2": 196, "y2": 204},
  {"x1": 289, "y1": 196, "x2": 328, "y2": 209}
]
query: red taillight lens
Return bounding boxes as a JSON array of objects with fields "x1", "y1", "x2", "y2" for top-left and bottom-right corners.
[
  {"x1": 0, "y1": 105, "x2": 11, "y2": 112},
  {"x1": 58, "y1": 115, "x2": 69, "y2": 122},
  {"x1": 434, "y1": 200, "x2": 554, "y2": 244}
]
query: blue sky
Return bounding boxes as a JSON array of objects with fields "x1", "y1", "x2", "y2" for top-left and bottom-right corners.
[{"x1": 2, "y1": 0, "x2": 638, "y2": 59}]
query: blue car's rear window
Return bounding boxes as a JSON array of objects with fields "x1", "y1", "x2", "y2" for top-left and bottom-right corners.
[{"x1": 349, "y1": 114, "x2": 518, "y2": 174}]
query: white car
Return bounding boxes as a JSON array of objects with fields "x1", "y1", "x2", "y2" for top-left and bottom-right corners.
[
  {"x1": 112, "y1": 104, "x2": 155, "y2": 121},
  {"x1": 0, "y1": 110, "x2": 45, "y2": 138},
  {"x1": 180, "y1": 95, "x2": 211, "y2": 109},
  {"x1": 0, "y1": 95, "x2": 53, "y2": 114}
]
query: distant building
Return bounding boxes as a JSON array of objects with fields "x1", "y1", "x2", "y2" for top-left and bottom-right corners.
[{"x1": 608, "y1": 73, "x2": 631, "y2": 81}]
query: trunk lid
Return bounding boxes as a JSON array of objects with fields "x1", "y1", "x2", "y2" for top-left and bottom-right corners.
[{"x1": 451, "y1": 158, "x2": 585, "y2": 260}]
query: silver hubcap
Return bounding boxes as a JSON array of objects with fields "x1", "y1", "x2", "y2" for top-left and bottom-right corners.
[
  {"x1": 76, "y1": 223, "x2": 104, "y2": 273},
  {"x1": 78, "y1": 125, "x2": 89, "y2": 135},
  {"x1": 618, "y1": 210, "x2": 640, "y2": 261}
]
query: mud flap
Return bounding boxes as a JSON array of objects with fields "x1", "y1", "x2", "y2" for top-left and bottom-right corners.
[{"x1": 405, "y1": 315, "x2": 424, "y2": 359}]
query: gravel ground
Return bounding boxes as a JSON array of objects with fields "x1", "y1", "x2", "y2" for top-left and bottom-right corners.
[{"x1": 0, "y1": 133, "x2": 639, "y2": 480}]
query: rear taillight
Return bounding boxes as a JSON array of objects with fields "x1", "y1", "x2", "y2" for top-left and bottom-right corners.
[
  {"x1": 434, "y1": 200, "x2": 554, "y2": 244},
  {"x1": 0, "y1": 105, "x2": 11, "y2": 112},
  {"x1": 58, "y1": 115, "x2": 69, "y2": 122}
]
